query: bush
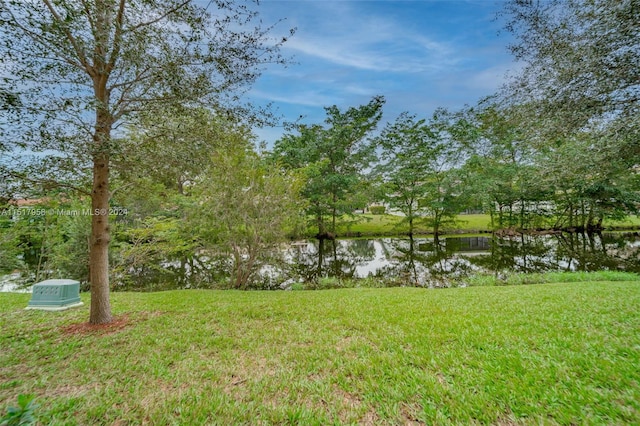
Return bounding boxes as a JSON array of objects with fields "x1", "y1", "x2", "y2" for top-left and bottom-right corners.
[
  {"x1": 369, "y1": 205, "x2": 386, "y2": 215},
  {"x1": 1, "y1": 394, "x2": 38, "y2": 426}
]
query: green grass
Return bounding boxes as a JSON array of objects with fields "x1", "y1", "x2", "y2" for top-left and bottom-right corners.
[
  {"x1": 465, "y1": 270, "x2": 639, "y2": 287},
  {"x1": 605, "y1": 215, "x2": 640, "y2": 229},
  {"x1": 445, "y1": 214, "x2": 493, "y2": 233},
  {"x1": 2, "y1": 282, "x2": 640, "y2": 424},
  {"x1": 334, "y1": 214, "x2": 493, "y2": 237},
  {"x1": 330, "y1": 214, "x2": 640, "y2": 238}
]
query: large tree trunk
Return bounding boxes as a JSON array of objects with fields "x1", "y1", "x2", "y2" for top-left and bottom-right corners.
[
  {"x1": 90, "y1": 151, "x2": 112, "y2": 324},
  {"x1": 89, "y1": 99, "x2": 113, "y2": 324},
  {"x1": 89, "y1": 154, "x2": 112, "y2": 324}
]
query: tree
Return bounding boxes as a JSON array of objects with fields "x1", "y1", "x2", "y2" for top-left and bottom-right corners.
[
  {"x1": 273, "y1": 96, "x2": 385, "y2": 239},
  {"x1": 115, "y1": 105, "x2": 253, "y2": 196},
  {"x1": 373, "y1": 112, "x2": 434, "y2": 236},
  {"x1": 536, "y1": 131, "x2": 639, "y2": 230},
  {"x1": 418, "y1": 109, "x2": 469, "y2": 237},
  {"x1": 501, "y1": 0, "x2": 639, "y2": 162},
  {"x1": 0, "y1": 217, "x2": 23, "y2": 275},
  {"x1": 460, "y1": 104, "x2": 550, "y2": 229},
  {"x1": 190, "y1": 148, "x2": 304, "y2": 289},
  {"x1": 373, "y1": 109, "x2": 470, "y2": 237},
  {"x1": 0, "y1": 1, "x2": 292, "y2": 323},
  {"x1": 499, "y1": 0, "x2": 640, "y2": 228}
]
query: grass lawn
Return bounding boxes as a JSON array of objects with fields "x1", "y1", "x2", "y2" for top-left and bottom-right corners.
[
  {"x1": 334, "y1": 214, "x2": 493, "y2": 237},
  {"x1": 605, "y1": 215, "x2": 640, "y2": 229},
  {"x1": 2, "y1": 282, "x2": 640, "y2": 424},
  {"x1": 331, "y1": 214, "x2": 640, "y2": 238}
]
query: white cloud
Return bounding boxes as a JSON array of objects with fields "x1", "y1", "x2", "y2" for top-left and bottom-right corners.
[
  {"x1": 343, "y1": 84, "x2": 376, "y2": 96},
  {"x1": 276, "y1": 1, "x2": 456, "y2": 74},
  {"x1": 250, "y1": 88, "x2": 338, "y2": 108},
  {"x1": 246, "y1": 0, "x2": 521, "y2": 145},
  {"x1": 464, "y1": 62, "x2": 526, "y2": 93}
]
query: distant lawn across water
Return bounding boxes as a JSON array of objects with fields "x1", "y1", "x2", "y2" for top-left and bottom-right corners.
[
  {"x1": 328, "y1": 213, "x2": 640, "y2": 238},
  {"x1": 1, "y1": 281, "x2": 639, "y2": 424},
  {"x1": 333, "y1": 214, "x2": 492, "y2": 237}
]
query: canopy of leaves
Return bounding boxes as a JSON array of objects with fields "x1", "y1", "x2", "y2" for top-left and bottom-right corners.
[
  {"x1": 501, "y1": 0, "x2": 639, "y2": 164},
  {"x1": 0, "y1": 0, "x2": 293, "y2": 184},
  {"x1": 190, "y1": 148, "x2": 304, "y2": 288},
  {"x1": 272, "y1": 96, "x2": 385, "y2": 235}
]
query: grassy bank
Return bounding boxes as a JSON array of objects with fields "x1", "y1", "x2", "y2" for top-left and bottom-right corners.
[
  {"x1": 2, "y1": 282, "x2": 640, "y2": 424},
  {"x1": 330, "y1": 214, "x2": 640, "y2": 238},
  {"x1": 333, "y1": 214, "x2": 492, "y2": 237}
]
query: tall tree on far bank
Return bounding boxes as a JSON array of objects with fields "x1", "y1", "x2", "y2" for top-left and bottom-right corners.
[
  {"x1": 273, "y1": 96, "x2": 385, "y2": 239},
  {"x1": 373, "y1": 109, "x2": 474, "y2": 236},
  {"x1": 373, "y1": 112, "x2": 434, "y2": 236},
  {"x1": 460, "y1": 104, "x2": 550, "y2": 229},
  {"x1": 0, "y1": 0, "x2": 292, "y2": 324},
  {"x1": 419, "y1": 109, "x2": 470, "y2": 236}
]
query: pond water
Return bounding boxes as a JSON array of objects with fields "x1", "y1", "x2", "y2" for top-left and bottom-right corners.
[
  {"x1": 2, "y1": 232, "x2": 638, "y2": 291},
  {"x1": 285, "y1": 232, "x2": 640, "y2": 286},
  {"x1": 0, "y1": 273, "x2": 31, "y2": 293}
]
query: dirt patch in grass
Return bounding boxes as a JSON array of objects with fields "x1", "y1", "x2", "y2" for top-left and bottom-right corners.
[
  {"x1": 495, "y1": 414, "x2": 522, "y2": 425},
  {"x1": 335, "y1": 335, "x2": 355, "y2": 351},
  {"x1": 60, "y1": 314, "x2": 132, "y2": 336},
  {"x1": 359, "y1": 408, "x2": 380, "y2": 425},
  {"x1": 334, "y1": 386, "x2": 362, "y2": 409},
  {"x1": 49, "y1": 383, "x2": 97, "y2": 398},
  {"x1": 333, "y1": 385, "x2": 367, "y2": 423},
  {"x1": 400, "y1": 402, "x2": 425, "y2": 425},
  {"x1": 139, "y1": 379, "x2": 191, "y2": 410},
  {"x1": 59, "y1": 311, "x2": 163, "y2": 336}
]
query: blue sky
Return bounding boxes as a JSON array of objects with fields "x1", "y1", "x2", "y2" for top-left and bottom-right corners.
[{"x1": 241, "y1": 0, "x2": 521, "y2": 145}]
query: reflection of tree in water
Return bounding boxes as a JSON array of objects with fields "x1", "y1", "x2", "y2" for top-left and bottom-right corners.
[
  {"x1": 348, "y1": 238, "x2": 377, "y2": 259},
  {"x1": 465, "y1": 232, "x2": 640, "y2": 275},
  {"x1": 373, "y1": 237, "x2": 425, "y2": 285},
  {"x1": 555, "y1": 232, "x2": 640, "y2": 273},
  {"x1": 106, "y1": 230, "x2": 640, "y2": 290},
  {"x1": 286, "y1": 238, "x2": 377, "y2": 282},
  {"x1": 283, "y1": 232, "x2": 640, "y2": 286},
  {"x1": 117, "y1": 252, "x2": 230, "y2": 291},
  {"x1": 374, "y1": 236, "x2": 474, "y2": 287},
  {"x1": 467, "y1": 234, "x2": 552, "y2": 275}
]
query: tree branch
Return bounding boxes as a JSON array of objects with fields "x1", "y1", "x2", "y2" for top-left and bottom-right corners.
[
  {"x1": 3, "y1": 8, "x2": 86, "y2": 73},
  {"x1": 123, "y1": 1, "x2": 192, "y2": 34},
  {"x1": 42, "y1": 0, "x2": 95, "y2": 77},
  {"x1": 79, "y1": 0, "x2": 98, "y2": 40},
  {"x1": 6, "y1": 170, "x2": 91, "y2": 197},
  {"x1": 107, "y1": 0, "x2": 127, "y2": 73}
]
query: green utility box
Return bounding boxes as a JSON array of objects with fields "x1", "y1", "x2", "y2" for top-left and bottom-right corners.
[{"x1": 26, "y1": 279, "x2": 83, "y2": 311}]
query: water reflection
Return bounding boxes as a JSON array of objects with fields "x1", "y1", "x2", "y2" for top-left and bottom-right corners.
[
  {"x1": 4, "y1": 232, "x2": 636, "y2": 292},
  {"x1": 286, "y1": 232, "x2": 640, "y2": 287}
]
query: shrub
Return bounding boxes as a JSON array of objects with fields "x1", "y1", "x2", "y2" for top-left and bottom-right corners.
[
  {"x1": 369, "y1": 205, "x2": 386, "y2": 215},
  {"x1": 1, "y1": 395, "x2": 38, "y2": 426}
]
